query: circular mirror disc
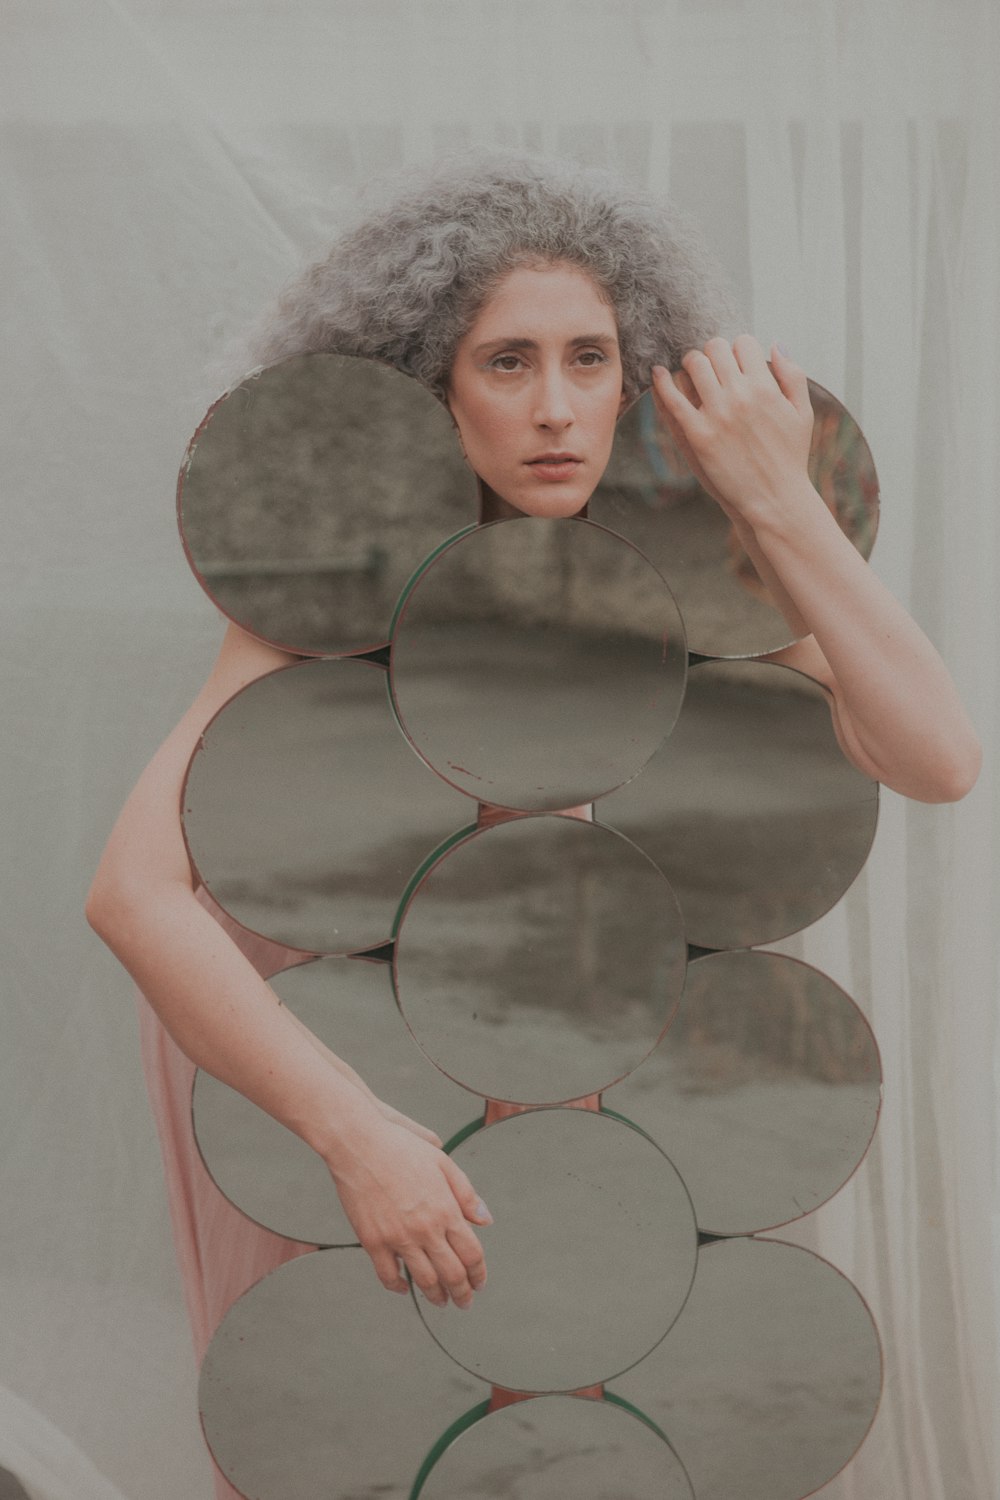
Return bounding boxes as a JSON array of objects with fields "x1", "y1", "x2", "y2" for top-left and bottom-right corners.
[
  {"x1": 419, "y1": 1108, "x2": 697, "y2": 1392},
  {"x1": 609, "y1": 1237, "x2": 882, "y2": 1500},
  {"x1": 606, "y1": 950, "x2": 881, "y2": 1233},
  {"x1": 591, "y1": 379, "x2": 879, "y2": 658},
  {"x1": 193, "y1": 956, "x2": 478, "y2": 1244},
  {"x1": 389, "y1": 517, "x2": 687, "y2": 811},
  {"x1": 601, "y1": 659, "x2": 879, "y2": 949},
  {"x1": 199, "y1": 1249, "x2": 485, "y2": 1500},
  {"x1": 181, "y1": 656, "x2": 472, "y2": 953},
  {"x1": 394, "y1": 815, "x2": 686, "y2": 1104},
  {"x1": 178, "y1": 353, "x2": 477, "y2": 655},
  {"x1": 417, "y1": 1394, "x2": 693, "y2": 1500}
]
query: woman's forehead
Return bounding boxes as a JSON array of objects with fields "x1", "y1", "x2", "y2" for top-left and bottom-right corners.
[{"x1": 463, "y1": 261, "x2": 619, "y2": 340}]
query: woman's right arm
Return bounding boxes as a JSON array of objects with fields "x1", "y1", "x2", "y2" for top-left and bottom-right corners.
[{"x1": 86, "y1": 621, "x2": 490, "y2": 1308}]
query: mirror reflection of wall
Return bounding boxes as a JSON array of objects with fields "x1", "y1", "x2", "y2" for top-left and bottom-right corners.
[
  {"x1": 179, "y1": 355, "x2": 477, "y2": 654},
  {"x1": 178, "y1": 356, "x2": 878, "y2": 664}
]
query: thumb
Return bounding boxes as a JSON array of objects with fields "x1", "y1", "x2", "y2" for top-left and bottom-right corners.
[{"x1": 443, "y1": 1160, "x2": 493, "y2": 1225}]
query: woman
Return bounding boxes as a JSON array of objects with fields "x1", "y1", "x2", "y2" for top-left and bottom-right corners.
[{"x1": 86, "y1": 152, "x2": 981, "y2": 1349}]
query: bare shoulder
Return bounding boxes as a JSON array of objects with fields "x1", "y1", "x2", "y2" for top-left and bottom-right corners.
[{"x1": 200, "y1": 622, "x2": 300, "y2": 707}]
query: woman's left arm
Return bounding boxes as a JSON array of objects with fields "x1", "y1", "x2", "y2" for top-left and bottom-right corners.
[{"x1": 651, "y1": 336, "x2": 981, "y2": 804}]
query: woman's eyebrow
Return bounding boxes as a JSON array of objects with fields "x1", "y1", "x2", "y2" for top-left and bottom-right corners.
[{"x1": 472, "y1": 333, "x2": 620, "y2": 355}]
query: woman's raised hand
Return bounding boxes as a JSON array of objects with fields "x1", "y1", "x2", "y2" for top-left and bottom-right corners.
[
  {"x1": 326, "y1": 1114, "x2": 491, "y2": 1310},
  {"x1": 651, "y1": 336, "x2": 814, "y2": 527}
]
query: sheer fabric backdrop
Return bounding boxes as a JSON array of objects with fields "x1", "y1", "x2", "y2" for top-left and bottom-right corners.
[{"x1": 2, "y1": 3, "x2": 996, "y2": 1497}]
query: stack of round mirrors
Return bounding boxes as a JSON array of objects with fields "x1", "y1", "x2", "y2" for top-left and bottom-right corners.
[{"x1": 180, "y1": 352, "x2": 883, "y2": 1500}]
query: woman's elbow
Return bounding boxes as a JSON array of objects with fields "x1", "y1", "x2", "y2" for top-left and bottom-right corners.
[
  {"x1": 888, "y1": 732, "x2": 984, "y2": 804},
  {"x1": 85, "y1": 863, "x2": 129, "y2": 946},
  {"x1": 921, "y1": 734, "x2": 982, "y2": 804},
  {"x1": 85, "y1": 854, "x2": 175, "y2": 949}
]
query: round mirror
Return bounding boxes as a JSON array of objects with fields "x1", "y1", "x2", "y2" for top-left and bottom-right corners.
[
  {"x1": 178, "y1": 353, "x2": 478, "y2": 655},
  {"x1": 418, "y1": 1108, "x2": 697, "y2": 1393},
  {"x1": 394, "y1": 815, "x2": 686, "y2": 1105},
  {"x1": 609, "y1": 1237, "x2": 882, "y2": 1500},
  {"x1": 193, "y1": 956, "x2": 479, "y2": 1244},
  {"x1": 415, "y1": 1394, "x2": 694, "y2": 1500},
  {"x1": 591, "y1": 379, "x2": 879, "y2": 657},
  {"x1": 389, "y1": 516, "x2": 687, "y2": 811},
  {"x1": 605, "y1": 950, "x2": 881, "y2": 1233},
  {"x1": 199, "y1": 1248, "x2": 485, "y2": 1500},
  {"x1": 181, "y1": 656, "x2": 473, "y2": 954},
  {"x1": 601, "y1": 659, "x2": 879, "y2": 949}
]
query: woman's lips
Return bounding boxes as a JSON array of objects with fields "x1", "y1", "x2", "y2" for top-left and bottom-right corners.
[{"x1": 526, "y1": 457, "x2": 582, "y2": 481}]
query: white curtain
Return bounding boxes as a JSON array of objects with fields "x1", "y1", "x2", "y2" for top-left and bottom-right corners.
[{"x1": 2, "y1": 3, "x2": 996, "y2": 1497}]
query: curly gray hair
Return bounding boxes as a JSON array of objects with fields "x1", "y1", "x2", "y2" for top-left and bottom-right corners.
[{"x1": 252, "y1": 151, "x2": 735, "y2": 402}]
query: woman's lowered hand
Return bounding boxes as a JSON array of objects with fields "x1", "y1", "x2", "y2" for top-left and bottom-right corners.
[{"x1": 325, "y1": 1110, "x2": 491, "y2": 1309}]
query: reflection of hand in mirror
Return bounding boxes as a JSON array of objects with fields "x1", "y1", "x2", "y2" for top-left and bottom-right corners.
[{"x1": 652, "y1": 337, "x2": 981, "y2": 803}]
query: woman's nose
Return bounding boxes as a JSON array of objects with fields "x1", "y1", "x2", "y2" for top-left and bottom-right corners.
[{"x1": 533, "y1": 369, "x2": 574, "y2": 429}]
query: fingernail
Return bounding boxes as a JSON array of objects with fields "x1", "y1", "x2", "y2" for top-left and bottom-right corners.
[
  {"x1": 475, "y1": 1198, "x2": 493, "y2": 1224},
  {"x1": 776, "y1": 342, "x2": 792, "y2": 358},
  {"x1": 651, "y1": 364, "x2": 668, "y2": 378}
]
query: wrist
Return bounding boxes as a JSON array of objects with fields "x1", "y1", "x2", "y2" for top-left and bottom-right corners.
[
  {"x1": 300, "y1": 1081, "x2": 387, "y2": 1168},
  {"x1": 742, "y1": 475, "x2": 831, "y2": 544}
]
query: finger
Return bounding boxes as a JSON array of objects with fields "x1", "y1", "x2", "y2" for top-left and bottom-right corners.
[
  {"x1": 769, "y1": 343, "x2": 813, "y2": 419},
  {"x1": 404, "y1": 1248, "x2": 448, "y2": 1308},
  {"x1": 442, "y1": 1159, "x2": 493, "y2": 1225},
  {"x1": 701, "y1": 336, "x2": 741, "y2": 385},
  {"x1": 650, "y1": 373, "x2": 715, "y2": 489},
  {"x1": 673, "y1": 367, "x2": 702, "y2": 408},
  {"x1": 680, "y1": 347, "x2": 724, "y2": 405},
  {"x1": 447, "y1": 1223, "x2": 488, "y2": 1290},
  {"x1": 732, "y1": 333, "x2": 769, "y2": 377},
  {"x1": 368, "y1": 1246, "x2": 409, "y2": 1296},
  {"x1": 651, "y1": 366, "x2": 709, "y2": 449},
  {"x1": 426, "y1": 1241, "x2": 477, "y2": 1309}
]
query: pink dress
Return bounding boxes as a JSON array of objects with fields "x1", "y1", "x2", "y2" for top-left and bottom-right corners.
[{"x1": 136, "y1": 889, "x2": 317, "y2": 1500}]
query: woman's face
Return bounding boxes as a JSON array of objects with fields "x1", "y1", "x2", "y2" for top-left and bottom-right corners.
[{"x1": 445, "y1": 261, "x2": 627, "y2": 517}]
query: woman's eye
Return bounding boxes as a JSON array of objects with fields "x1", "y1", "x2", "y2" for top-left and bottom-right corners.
[
  {"x1": 489, "y1": 354, "x2": 524, "y2": 372},
  {"x1": 576, "y1": 350, "x2": 608, "y2": 367}
]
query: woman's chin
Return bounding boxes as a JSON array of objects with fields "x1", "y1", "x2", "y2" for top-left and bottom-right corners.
[
  {"x1": 478, "y1": 477, "x2": 596, "y2": 523},
  {"x1": 505, "y1": 482, "x2": 595, "y2": 520}
]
